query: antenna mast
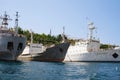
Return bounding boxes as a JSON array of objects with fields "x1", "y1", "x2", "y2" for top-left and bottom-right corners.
[
  {"x1": 61, "y1": 26, "x2": 66, "y2": 42},
  {"x1": 63, "y1": 26, "x2": 65, "y2": 35},
  {"x1": 15, "y1": 12, "x2": 19, "y2": 34},
  {"x1": 86, "y1": 17, "x2": 95, "y2": 40},
  {"x1": 49, "y1": 29, "x2": 51, "y2": 36},
  {"x1": 30, "y1": 29, "x2": 33, "y2": 44},
  {"x1": 88, "y1": 22, "x2": 95, "y2": 40}
]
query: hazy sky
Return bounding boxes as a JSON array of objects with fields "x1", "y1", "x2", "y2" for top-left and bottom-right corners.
[{"x1": 0, "y1": 0, "x2": 120, "y2": 45}]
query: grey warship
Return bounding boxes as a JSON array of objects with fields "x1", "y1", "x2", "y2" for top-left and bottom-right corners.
[
  {"x1": 19, "y1": 28, "x2": 70, "y2": 62},
  {"x1": 19, "y1": 42, "x2": 70, "y2": 62},
  {"x1": 0, "y1": 12, "x2": 26, "y2": 60}
]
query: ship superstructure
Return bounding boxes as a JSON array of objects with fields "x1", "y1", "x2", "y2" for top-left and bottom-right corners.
[{"x1": 20, "y1": 30, "x2": 45, "y2": 57}]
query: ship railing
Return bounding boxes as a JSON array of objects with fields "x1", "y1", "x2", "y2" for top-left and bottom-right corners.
[
  {"x1": 0, "y1": 33, "x2": 14, "y2": 36},
  {"x1": 17, "y1": 34, "x2": 25, "y2": 37},
  {"x1": 45, "y1": 44, "x2": 55, "y2": 48},
  {"x1": 0, "y1": 29, "x2": 25, "y2": 37}
]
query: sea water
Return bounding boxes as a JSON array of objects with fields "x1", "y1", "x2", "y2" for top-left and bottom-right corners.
[{"x1": 0, "y1": 61, "x2": 120, "y2": 80}]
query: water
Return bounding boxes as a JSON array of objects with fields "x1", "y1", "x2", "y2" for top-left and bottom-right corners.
[{"x1": 0, "y1": 61, "x2": 120, "y2": 80}]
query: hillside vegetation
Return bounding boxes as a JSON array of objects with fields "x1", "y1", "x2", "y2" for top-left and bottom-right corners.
[{"x1": 18, "y1": 27, "x2": 63, "y2": 45}]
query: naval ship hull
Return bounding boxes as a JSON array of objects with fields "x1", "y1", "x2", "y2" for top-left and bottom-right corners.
[
  {"x1": 0, "y1": 36, "x2": 26, "y2": 60},
  {"x1": 19, "y1": 42, "x2": 70, "y2": 62},
  {"x1": 64, "y1": 49, "x2": 120, "y2": 62}
]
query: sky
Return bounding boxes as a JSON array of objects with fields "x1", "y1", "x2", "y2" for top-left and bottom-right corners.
[{"x1": 0, "y1": 0, "x2": 120, "y2": 45}]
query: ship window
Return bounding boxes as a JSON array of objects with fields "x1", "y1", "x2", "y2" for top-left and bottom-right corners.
[
  {"x1": 17, "y1": 43, "x2": 23, "y2": 50},
  {"x1": 7, "y1": 42, "x2": 13, "y2": 51}
]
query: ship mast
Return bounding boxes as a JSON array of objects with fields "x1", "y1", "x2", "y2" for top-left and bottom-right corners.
[
  {"x1": 49, "y1": 29, "x2": 52, "y2": 36},
  {"x1": 63, "y1": 26, "x2": 65, "y2": 35},
  {"x1": 88, "y1": 22, "x2": 95, "y2": 40},
  {"x1": 61, "y1": 26, "x2": 67, "y2": 42},
  {"x1": 15, "y1": 12, "x2": 19, "y2": 35},
  {"x1": 30, "y1": 29, "x2": 33, "y2": 44},
  {"x1": 0, "y1": 11, "x2": 12, "y2": 30}
]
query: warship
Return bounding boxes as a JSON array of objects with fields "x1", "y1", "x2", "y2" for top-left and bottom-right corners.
[
  {"x1": 64, "y1": 22, "x2": 120, "y2": 62},
  {"x1": 0, "y1": 12, "x2": 26, "y2": 60},
  {"x1": 19, "y1": 28, "x2": 70, "y2": 62}
]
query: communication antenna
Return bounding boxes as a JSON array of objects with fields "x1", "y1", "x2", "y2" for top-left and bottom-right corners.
[
  {"x1": 15, "y1": 12, "x2": 19, "y2": 34},
  {"x1": 61, "y1": 26, "x2": 67, "y2": 42},
  {"x1": 63, "y1": 26, "x2": 65, "y2": 35},
  {"x1": 86, "y1": 17, "x2": 95, "y2": 40},
  {"x1": 49, "y1": 29, "x2": 52, "y2": 36},
  {"x1": 30, "y1": 29, "x2": 33, "y2": 44},
  {"x1": 88, "y1": 22, "x2": 95, "y2": 40}
]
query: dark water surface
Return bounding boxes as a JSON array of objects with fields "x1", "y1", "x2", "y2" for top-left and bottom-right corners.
[{"x1": 0, "y1": 61, "x2": 120, "y2": 80}]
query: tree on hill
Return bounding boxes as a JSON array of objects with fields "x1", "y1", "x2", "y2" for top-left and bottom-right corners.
[{"x1": 18, "y1": 27, "x2": 63, "y2": 45}]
